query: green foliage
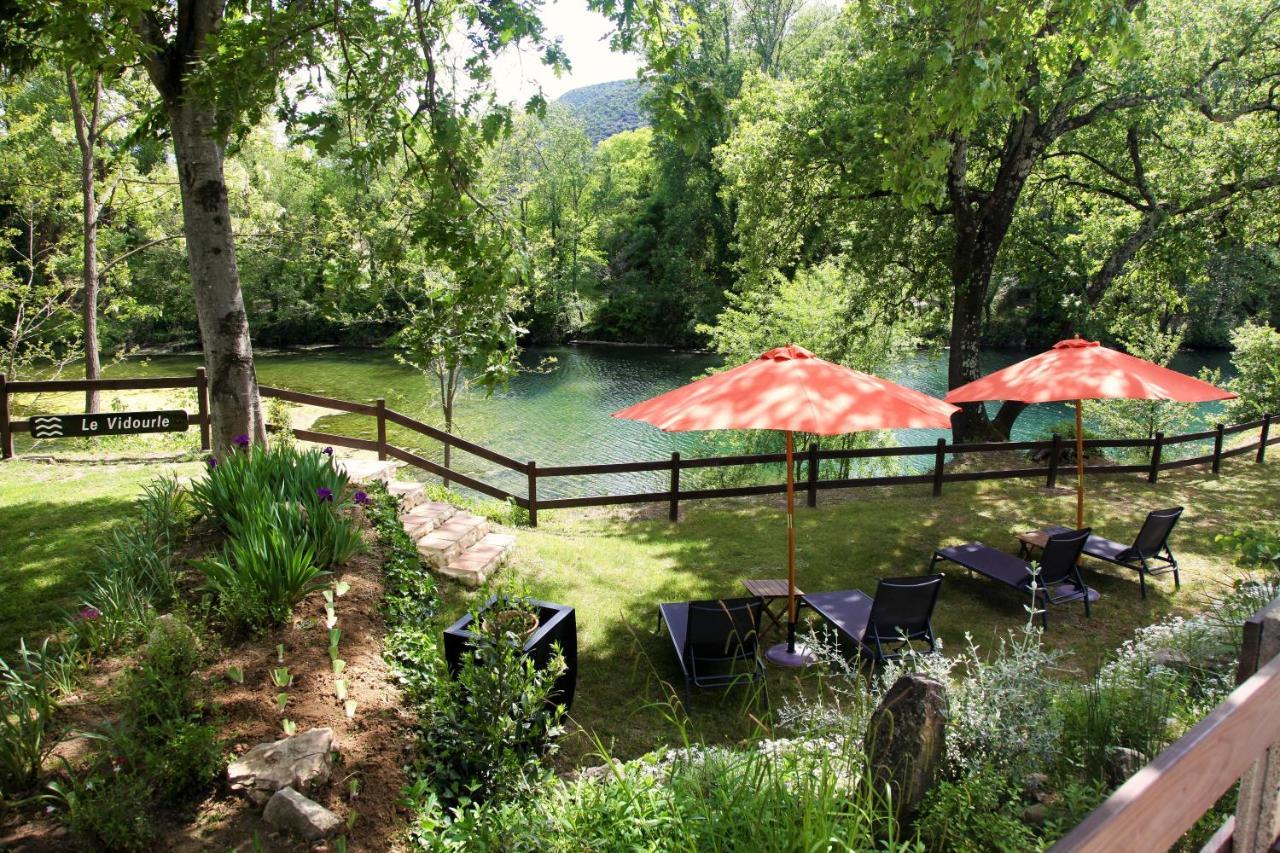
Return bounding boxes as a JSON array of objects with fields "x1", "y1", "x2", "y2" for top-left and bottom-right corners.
[
  {"x1": 196, "y1": 500, "x2": 328, "y2": 632},
  {"x1": 365, "y1": 486, "x2": 439, "y2": 627},
  {"x1": 0, "y1": 660, "x2": 57, "y2": 798},
  {"x1": 1056, "y1": 676, "x2": 1181, "y2": 781},
  {"x1": 1225, "y1": 322, "x2": 1280, "y2": 420},
  {"x1": 557, "y1": 79, "x2": 650, "y2": 144},
  {"x1": 915, "y1": 765, "x2": 1040, "y2": 853},
  {"x1": 49, "y1": 618, "x2": 220, "y2": 850},
  {"x1": 398, "y1": 610, "x2": 567, "y2": 804}
]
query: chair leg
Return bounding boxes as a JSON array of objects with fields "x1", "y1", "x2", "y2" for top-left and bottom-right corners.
[
  {"x1": 1168, "y1": 550, "x2": 1181, "y2": 589},
  {"x1": 1138, "y1": 565, "x2": 1148, "y2": 600}
]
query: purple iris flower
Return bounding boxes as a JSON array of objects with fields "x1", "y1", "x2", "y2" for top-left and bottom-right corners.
[
  {"x1": 234, "y1": 434, "x2": 250, "y2": 449},
  {"x1": 353, "y1": 490, "x2": 370, "y2": 505},
  {"x1": 322, "y1": 446, "x2": 334, "y2": 456},
  {"x1": 207, "y1": 457, "x2": 218, "y2": 469},
  {"x1": 316, "y1": 487, "x2": 334, "y2": 502},
  {"x1": 79, "y1": 605, "x2": 102, "y2": 621}
]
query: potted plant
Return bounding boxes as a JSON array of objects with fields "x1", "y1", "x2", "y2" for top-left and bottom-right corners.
[{"x1": 478, "y1": 604, "x2": 540, "y2": 643}]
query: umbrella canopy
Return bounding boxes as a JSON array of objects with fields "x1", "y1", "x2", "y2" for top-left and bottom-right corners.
[
  {"x1": 945, "y1": 337, "x2": 1236, "y2": 528},
  {"x1": 614, "y1": 344, "x2": 959, "y2": 665},
  {"x1": 613, "y1": 345, "x2": 959, "y2": 434},
  {"x1": 942, "y1": 338, "x2": 1234, "y2": 405}
]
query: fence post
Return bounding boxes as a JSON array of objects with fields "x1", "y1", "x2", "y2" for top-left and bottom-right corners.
[
  {"x1": 669, "y1": 452, "x2": 680, "y2": 522},
  {"x1": 1233, "y1": 598, "x2": 1280, "y2": 851},
  {"x1": 0, "y1": 373, "x2": 11, "y2": 460},
  {"x1": 932, "y1": 438, "x2": 946, "y2": 498},
  {"x1": 807, "y1": 443, "x2": 819, "y2": 508},
  {"x1": 375, "y1": 398, "x2": 387, "y2": 461},
  {"x1": 1212, "y1": 423, "x2": 1225, "y2": 475},
  {"x1": 195, "y1": 367, "x2": 210, "y2": 452},
  {"x1": 1259, "y1": 414, "x2": 1271, "y2": 464},
  {"x1": 1148, "y1": 432, "x2": 1164, "y2": 484},
  {"x1": 1047, "y1": 433, "x2": 1061, "y2": 488},
  {"x1": 526, "y1": 460, "x2": 538, "y2": 528}
]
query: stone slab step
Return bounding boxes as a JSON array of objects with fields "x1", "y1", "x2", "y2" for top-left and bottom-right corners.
[
  {"x1": 387, "y1": 480, "x2": 428, "y2": 510},
  {"x1": 337, "y1": 458, "x2": 398, "y2": 484},
  {"x1": 438, "y1": 533, "x2": 516, "y2": 587},
  {"x1": 417, "y1": 512, "x2": 490, "y2": 569},
  {"x1": 400, "y1": 500, "x2": 458, "y2": 539}
]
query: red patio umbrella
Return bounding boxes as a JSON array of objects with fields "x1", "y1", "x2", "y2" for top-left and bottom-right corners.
[
  {"x1": 613, "y1": 345, "x2": 959, "y2": 665},
  {"x1": 945, "y1": 337, "x2": 1236, "y2": 529}
]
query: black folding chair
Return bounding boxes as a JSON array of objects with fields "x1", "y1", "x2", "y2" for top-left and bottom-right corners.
[
  {"x1": 803, "y1": 574, "x2": 944, "y2": 662},
  {"x1": 657, "y1": 597, "x2": 765, "y2": 700}
]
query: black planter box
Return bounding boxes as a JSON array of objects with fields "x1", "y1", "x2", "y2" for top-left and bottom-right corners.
[{"x1": 442, "y1": 596, "x2": 577, "y2": 713}]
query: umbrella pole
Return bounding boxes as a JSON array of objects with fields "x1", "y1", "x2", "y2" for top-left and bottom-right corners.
[
  {"x1": 786, "y1": 430, "x2": 797, "y2": 653},
  {"x1": 766, "y1": 430, "x2": 814, "y2": 667},
  {"x1": 1075, "y1": 399, "x2": 1085, "y2": 530}
]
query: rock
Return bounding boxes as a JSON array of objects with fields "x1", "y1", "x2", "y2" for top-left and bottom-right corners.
[
  {"x1": 1022, "y1": 772, "x2": 1050, "y2": 801},
  {"x1": 574, "y1": 759, "x2": 624, "y2": 783},
  {"x1": 228, "y1": 727, "x2": 335, "y2": 805},
  {"x1": 1107, "y1": 746, "x2": 1148, "y2": 784},
  {"x1": 1021, "y1": 802, "x2": 1049, "y2": 827},
  {"x1": 263, "y1": 787, "x2": 343, "y2": 842},
  {"x1": 1150, "y1": 648, "x2": 1193, "y2": 670},
  {"x1": 864, "y1": 674, "x2": 948, "y2": 819}
]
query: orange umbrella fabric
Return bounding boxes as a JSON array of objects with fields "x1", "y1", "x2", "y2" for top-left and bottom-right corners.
[
  {"x1": 942, "y1": 338, "x2": 1235, "y2": 406},
  {"x1": 945, "y1": 338, "x2": 1236, "y2": 528},
  {"x1": 614, "y1": 345, "x2": 959, "y2": 664},
  {"x1": 613, "y1": 345, "x2": 960, "y2": 434}
]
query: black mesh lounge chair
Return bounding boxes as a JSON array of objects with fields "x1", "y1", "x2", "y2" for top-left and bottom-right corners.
[
  {"x1": 1027, "y1": 508, "x2": 1183, "y2": 599},
  {"x1": 932, "y1": 528, "x2": 1094, "y2": 628},
  {"x1": 657, "y1": 597, "x2": 765, "y2": 697},
  {"x1": 803, "y1": 574, "x2": 944, "y2": 662}
]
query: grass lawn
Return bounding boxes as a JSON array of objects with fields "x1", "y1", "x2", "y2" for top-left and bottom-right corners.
[
  {"x1": 4, "y1": 452, "x2": 1277, "y2": 771},
  {"x1": 433, "y1": 453, "x2": 1280, "y2": 766},
  {"x1": 0, "y1": 459, "x2": 201, "y2": 650}
]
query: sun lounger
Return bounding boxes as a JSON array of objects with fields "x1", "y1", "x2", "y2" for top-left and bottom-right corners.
[
  {"x1": 931, "y1": 528, "x2": 1094, "y2": 628},
  {"x1": 802, "y1": 574, "x2": 944, "y2": 662},
  {"x1": 657, "y1": 597, "x2": 765, "y2": 697},
  {"x1": 1019, "y1": 508, "x2": 1183, "y2": 599}
]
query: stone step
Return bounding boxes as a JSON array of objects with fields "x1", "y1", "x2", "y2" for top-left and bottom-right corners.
[
  {"x1": 399, "y1": 500, "x2": 458, "y2": 539},
  {"x1": 387, "y1": 480, "x2": 428, "y2": 510},
  {"x1": 438, "y1": 533, "x2": 516, "y2": 588},
  {"x1": 337, "y1": 458, "x2": 398, "y2": 484},
  {"x1": 416, "y1": 512, "x2": 490, "y2": 569}
]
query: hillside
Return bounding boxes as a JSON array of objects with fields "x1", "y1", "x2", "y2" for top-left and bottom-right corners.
[{"x1": 556, "y1": 79, "x2": 649, "y2": 143}]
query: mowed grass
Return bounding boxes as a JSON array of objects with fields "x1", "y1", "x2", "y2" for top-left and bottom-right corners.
[
  {"x1": 433, "y1": 454, "x2": 1280, "y2": 766},
  {"x1": 0, "y1": 460, "x2": 201, "y2": 651}
]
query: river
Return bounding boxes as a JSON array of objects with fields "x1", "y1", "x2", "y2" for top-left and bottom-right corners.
[{"x1": 31, "y1": 344, "x2": 1234, "y2": 499}]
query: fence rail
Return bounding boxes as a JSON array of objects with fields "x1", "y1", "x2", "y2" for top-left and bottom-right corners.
[
  {"x1": 2, "y1": 373, "x2": 1276, "y2": 528},
  {"x1": 1050, "y1": 597, "x2": 1280, "y2": 852}
]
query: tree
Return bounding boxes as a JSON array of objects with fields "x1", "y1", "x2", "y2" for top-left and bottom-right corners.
[{"x1": 7, "y1": 0, "x2": 562, "y2": 452}]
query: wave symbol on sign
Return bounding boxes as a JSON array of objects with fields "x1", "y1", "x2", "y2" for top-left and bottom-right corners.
[{"x1": 31, "y1": 416, "x2": 64, "y2": 438}]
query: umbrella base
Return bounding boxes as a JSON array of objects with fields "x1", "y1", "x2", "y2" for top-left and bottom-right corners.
[{"x1": 765, "y1": 642, "x2": 817, "y2": 668}]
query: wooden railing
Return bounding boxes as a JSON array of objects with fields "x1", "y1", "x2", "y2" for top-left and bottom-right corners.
[
  {"x1": 1051, "y1": 596, "x2": 1280, "y2": 852},
  {"x1": 0, "y1": 370, "x2": 211, "y2": 457},
  {"x1": 3, "y1": 374, "x2": 1276, "y2": 528}
]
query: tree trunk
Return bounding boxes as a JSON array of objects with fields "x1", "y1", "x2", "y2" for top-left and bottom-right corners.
[
  {"x1": 167, "y1": 98, "x2": 266, "y2": 452},
  {"x1": 67, "y1": 70, "x2": 102, "y2": 413}
]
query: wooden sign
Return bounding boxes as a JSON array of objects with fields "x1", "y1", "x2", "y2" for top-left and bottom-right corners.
[{"x1": 29, "y1": 410, "x2": 190, "y2": 439}]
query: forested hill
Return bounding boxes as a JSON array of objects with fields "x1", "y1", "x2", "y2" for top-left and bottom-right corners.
[{"x1": 556, "y1": 79, "x2": 648, "y2": 143}]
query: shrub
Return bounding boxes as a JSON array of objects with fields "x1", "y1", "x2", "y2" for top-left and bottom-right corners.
[
  {"x1": 914, "y1": 764, "x2": 1040, "y2": 853},
  {"x1": 71, "y1": 571, "x2": 157, "y2": 653},
  {"x1": 403, "y1": 620, "x2": 567, "y2": 803},
  {"x1": 49, "y1": 618, "x2": 221, "y2": 848},
  {"x1": 1056, "y1": 675, "x2": 1182, "y2": 781},
  {"x1": 0, "y1": 668, "x2": 57, "y2": 798},
  {"x1": 1224, "y1": 322, "x2": 1280, "y2": 421}
]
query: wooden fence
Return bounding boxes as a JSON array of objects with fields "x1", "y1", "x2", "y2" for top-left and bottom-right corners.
[
  {"x1": 2, "y1": 374, "x2": 1277, "y2": 528},
  {"x1": 1050, "y1": 596, "x2": 1280, "y2": 852}
]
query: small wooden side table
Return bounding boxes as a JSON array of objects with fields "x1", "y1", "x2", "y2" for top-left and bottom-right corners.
[
  {"x1": 743, "y1": 578, "x2": 803, "y2": 637},
  {"x1": 1017, "y1": 525, "x2": 1074, "y2": 558}
]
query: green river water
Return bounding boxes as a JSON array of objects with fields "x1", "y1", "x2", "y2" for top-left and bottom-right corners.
[{"x1": 16, "y1": 345, "x2": 1234, "y2": 498}]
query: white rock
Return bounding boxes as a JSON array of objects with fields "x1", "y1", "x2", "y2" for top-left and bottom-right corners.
[
  {"x1": 227, "y1": 727, "x2": 335, "y2": 805},
  {"x1": 263, "y1": 787, "x2": 343, "y2": 841}
]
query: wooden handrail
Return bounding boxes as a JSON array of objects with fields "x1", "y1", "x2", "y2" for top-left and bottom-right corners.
[{"x1": 1050, "y1": 651, "x2": 1280, "y2": 852}]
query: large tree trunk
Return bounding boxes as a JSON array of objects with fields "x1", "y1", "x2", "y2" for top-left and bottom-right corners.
[
  {"x1": 67, "y1": 70, "x2": 102, "y2": 413},
  {"x1": 137, "y1": 0, "x2": 266, "y2": 454},
  {"x1": 167, "y1": 98, "x2": 266, "y2": 452}
]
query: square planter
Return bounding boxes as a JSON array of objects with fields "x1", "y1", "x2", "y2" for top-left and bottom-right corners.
[{"x1": 443, "y1": 596, "x2": 577, "y2": 713}]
